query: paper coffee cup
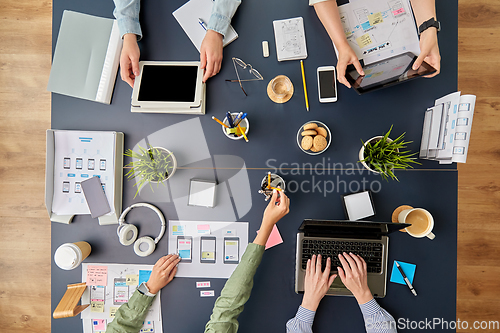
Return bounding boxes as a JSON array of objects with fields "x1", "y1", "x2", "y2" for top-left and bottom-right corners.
[
  {"x1": 54, "y1": 241, "x2": 91, "y2": 270},
  {"x1": 398, "y1": 208, "x2": 435, "y2": 240}
]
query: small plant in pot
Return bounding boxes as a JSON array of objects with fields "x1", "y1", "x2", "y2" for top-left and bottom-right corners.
[
  {"x1": 359, "y1": 125, "x2": 420, "y2": 181},
  {"x1": 124, "y1": 145, "x2": 177, "y2": 198}
]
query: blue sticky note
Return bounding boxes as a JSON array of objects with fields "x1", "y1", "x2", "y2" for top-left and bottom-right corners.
[
  {"x1": 138, "y1": 270, "x2": 152, "y2": 285},
  {"x1": 179, "y1": 250, "x2": 191, "y2": 259},
  {"x1": 390, "y1": 261, "x2": 416, "y2": 285}
]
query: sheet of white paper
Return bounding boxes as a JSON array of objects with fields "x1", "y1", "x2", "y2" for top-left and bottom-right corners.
[
  {"x1": 338, "y1": 0, "x2": 420, "y2": 64},
  {"x1": 52, "y1": 131, "x2": 115, "y2": 215},
  {"x1": 450, "y1": 95, "x2": 476, "y2": 163},
  {"x1": 168, "y1": 220, "x2": 248, "y2": 278},
  {"x1": 273, "y1": 17, "x2": 308, "y2": 61}
]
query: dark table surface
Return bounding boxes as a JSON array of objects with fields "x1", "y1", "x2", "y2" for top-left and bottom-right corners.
[{"x1": 51, "y1": 0, "x2": 458, "y2": 332}]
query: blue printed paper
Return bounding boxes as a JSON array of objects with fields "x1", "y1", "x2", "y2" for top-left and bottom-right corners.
[
  {"x1": 138, "y1": 270, "x2": 152, "y2": 285},
  {"x1": 390, "y1": 261, "x2": 416, "y2": 285},
  {"x1": 179, "y1": 250, "x2": 191, "y2": 259}
]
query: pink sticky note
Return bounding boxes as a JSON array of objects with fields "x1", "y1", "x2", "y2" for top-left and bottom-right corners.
[
  {"x1": 257, "y1": 225, "x2": 283, "y2": 250},
  {"x1": 93, "y1": 319, "x2": 106, "y2": 330},
  {"x1": 87, "y1": 265, "x2": 108, "y2": 286}
]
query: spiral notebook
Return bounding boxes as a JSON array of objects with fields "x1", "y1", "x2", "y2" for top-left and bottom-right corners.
[
  {"x1": 173, "y1": 0, "x2": 238, "y2": 52},
  {"x1": 273, "y1": 17, "x2": 308, "y2": 62}
]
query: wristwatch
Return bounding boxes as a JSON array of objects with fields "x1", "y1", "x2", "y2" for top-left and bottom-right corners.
[
  {"x1": 418, "y1": 17, "x2": 441, "y2": 35},
  {"x1": 137, "y1": 282, "x2": 156, "y2": 297}
]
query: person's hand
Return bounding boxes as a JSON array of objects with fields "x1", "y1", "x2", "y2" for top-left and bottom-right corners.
[
  {"x1": 145, "y1": 254, "x2": 181, "y2": 294},
  {"x1": 200, "y1": 30, "x2": 224, "y2": 82},
  {"x1": 119, "y1": 33, "x2": 141, "y2": 88},
  {"x1": 337, "y1": 252, "x2": 373, "y2": 304},
  {"x1": 413, "y1": 28, "x2": 440, "y2": 78},
  {"x1": 336, "y1": 43, "x2": 364, "y2": 88},
  {"x1": 262, "y1": 189, "x2": 290, "y2": 227},
  {"x1": 301, "y1": 254, "x2": 337, "y2": 311}
]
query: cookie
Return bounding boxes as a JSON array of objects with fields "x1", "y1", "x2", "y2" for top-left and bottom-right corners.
[
  {"x1": 313, "y1": 135, "x2": 327, "y2": 151},
  {"x1": 301, "y1": 136, "x2": 313, "y2": 150},
  {"x1": 303, "y1": 123, "x2": 318, "y2": 131},
  {"x1": 316, "y1": 127, "x2": 328, "y2": 138},
  {"x1": 310, "y1": 145, "x2": 321, "y2": 152},
  {"x1": 301, "y1": 130, "x2": 317, "y2": 136}
]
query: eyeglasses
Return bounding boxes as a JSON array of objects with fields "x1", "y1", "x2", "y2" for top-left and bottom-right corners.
[{"x1": 226, "y1": 57, "x2": 263, "y2": 96}]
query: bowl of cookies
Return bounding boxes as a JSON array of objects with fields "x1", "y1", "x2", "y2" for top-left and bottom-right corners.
[{"x1": 297, "y1": 121, "x2": 331, "y2": 155}]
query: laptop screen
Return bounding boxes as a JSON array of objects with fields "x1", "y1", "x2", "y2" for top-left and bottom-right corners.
[{"x1": 298, "y1": 219, "x2": 408, "y2": 238}]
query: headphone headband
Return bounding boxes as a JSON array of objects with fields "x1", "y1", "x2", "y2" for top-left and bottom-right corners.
[{"x1": 118, "y1": 203, "x2": 166, "y2": 244}]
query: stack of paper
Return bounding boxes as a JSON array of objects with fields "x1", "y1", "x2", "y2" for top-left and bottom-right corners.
[{"x1": 420, "y1": 92, "x2": 476, "y2": 164}]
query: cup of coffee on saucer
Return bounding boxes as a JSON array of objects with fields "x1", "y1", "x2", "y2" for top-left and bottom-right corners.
[
  {"x1": 397, "y1": 207, "x2": 435, "y2": 240},
  {"x1": 267, "y1": 75, "x2": 293, "y2": 103}
]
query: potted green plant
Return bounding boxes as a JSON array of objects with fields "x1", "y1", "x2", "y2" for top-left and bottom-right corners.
[
  {"x1": 358, "y1": 125, "x2": 420, "y2": 181},
  {"x1": 124, "y1": 145, "x2": 177, "y2": 198}
]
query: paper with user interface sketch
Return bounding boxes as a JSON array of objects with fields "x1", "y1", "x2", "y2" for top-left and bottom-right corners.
[
  {"x1": 273, "y1": 17, "x2": 308, "y2": 61},
  {"x1": 337, "y1": 0, "x2": 420, "y2": 64}
]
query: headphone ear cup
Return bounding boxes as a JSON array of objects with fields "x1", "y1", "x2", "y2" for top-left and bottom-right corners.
[
  {"x1": 134, "y1": 236, "x2": 156, "y2": 257},
  {"x1": 118, "y1": 224, "x2": 138, "y2": 246}
]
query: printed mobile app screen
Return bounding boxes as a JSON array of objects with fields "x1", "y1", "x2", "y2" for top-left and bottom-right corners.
[
  {"x1": 113, "y1": 278, "x2": 128, "y2": 305},
  {"x1": 201, "y1": 237, "x2": 216, "y2": 263},
  {"x1": 177, "y1": 237, "x2": 192, "y2": 262},
  {"x1": 224, "y1": 238, "x2": 239, "y2": 263}
]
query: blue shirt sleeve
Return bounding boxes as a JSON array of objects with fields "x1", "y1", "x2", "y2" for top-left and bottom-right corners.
[
  {"x1": 113, "y1": 0, "x2": 142, "y2": 40},
  {"x1": 207, "y1": 0, "x2": 241, "y2": 37},
  {"x1": 286, "y1": 306, "x2": 316, "y2": 333},
  {"x1": 359, "y1": 299, "x2": 398, "y2": 333}
]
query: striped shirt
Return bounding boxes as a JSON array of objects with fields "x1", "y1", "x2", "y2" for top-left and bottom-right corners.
[{"x1": 286, "y1": 299, "x2": 397, "y2": 333}]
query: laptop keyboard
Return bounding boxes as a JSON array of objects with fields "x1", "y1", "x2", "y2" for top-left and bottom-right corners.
[{"x1": 301, "y1": 239, "x2": 383, "y2": 273}]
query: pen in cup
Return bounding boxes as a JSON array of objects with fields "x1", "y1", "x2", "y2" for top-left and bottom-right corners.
[
  {"x1": 226, "y1": 111, "x2": 235, "y2": 128},
  {"x1": 234, "y1": 113, "x2": 247, "y2": 126}
]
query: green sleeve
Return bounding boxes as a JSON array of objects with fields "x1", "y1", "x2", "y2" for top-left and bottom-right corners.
[
  {"x1": 204, "y1": 243, "x2": 265, "y2": 333},
  {"x1": 106, "y1": 290, "x2": 156, "y2": 333}
]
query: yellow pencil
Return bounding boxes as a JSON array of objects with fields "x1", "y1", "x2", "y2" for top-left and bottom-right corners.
[
  {"x1": 267, "y1": 172, "x2": 271, "y2": 189},
  {"x1": 270, "y1": 186, "x2": 283, "y2": 192},
  {"x1": 212, "y1": 116, "x2": 229, "y2": 128},
  {"x1": 300, "y1": 60, "x2": 309, "y2": 112},
  {"x1": 237, "y1": 124, "x2": 249, "y2": 142}
]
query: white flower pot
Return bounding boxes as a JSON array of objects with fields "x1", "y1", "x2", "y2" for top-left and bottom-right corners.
[{"x1": 358, "y1": 136, "x2": 395, "y2": 174}]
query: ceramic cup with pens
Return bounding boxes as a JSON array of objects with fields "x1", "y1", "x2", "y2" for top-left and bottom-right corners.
[
  {"x1": 259, "y1": 173, "x2": 285, "y2": 201},
  {"x1": 222, "y1": 112, "x2": 249, "y2": 140},
  {"x1": 398, "y1": 208, "x2": 435, "y2": 240}
]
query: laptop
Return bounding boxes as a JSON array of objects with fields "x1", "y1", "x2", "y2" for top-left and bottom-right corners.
[
  {"x1": 295, "y1": 219, "x2": 409, "y2": 298},
  {"x1": 344, "y1": 52, "x2": 437, "y2": 95}
]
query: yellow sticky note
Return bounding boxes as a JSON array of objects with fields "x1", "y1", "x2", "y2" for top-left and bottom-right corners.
[
  {"x1": 126, "y1": 274, "x2": 139, "y2": 286},
  {"x1": 110, "y1": 307, "x2": 119, "y2": 317},
  {"x1": 90, "y1": 301, "x2": 104, "y2": 313},
  {"x1": 356, "y1": 33, "x2": 372, "y2": 48},
  {"x1": 173, "y1": 226, "x2": 178, "y2": 232},
  {"x1": 368, "y1": 12, "x2": 383, "y2": 26}
]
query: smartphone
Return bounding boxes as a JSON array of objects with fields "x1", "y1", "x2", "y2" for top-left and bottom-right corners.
[
  {"x1": 200, "y1": 236, "x2": 216, "y2": 264},
  {"x1": 113, "y1": 278, "x2": 128, "y2": 305},
  {"x1": 317, "y1": 66, "x2": 338, "y2": 103},
  {"x1": 177, "y1": 236, "x2": 193, "y2": 263},
  {"x1": 223, "y1": 237, "x2": 239, "y2": 264}
]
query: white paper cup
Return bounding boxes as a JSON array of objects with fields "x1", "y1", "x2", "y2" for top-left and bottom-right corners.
[
  {"x1": 222, "y1": 113, "x2": 249, "y2": 141},
  {"x1": 398, "y1": 208, "x2": 435, "y2": 240},
  {"x1": 54, "y1": 241, "x2": 91, "y2": 270}
]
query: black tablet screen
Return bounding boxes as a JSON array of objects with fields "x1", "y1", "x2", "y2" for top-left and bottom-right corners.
[{"x1": 138, "y1": 65, "x2": 198, "y2": 102}]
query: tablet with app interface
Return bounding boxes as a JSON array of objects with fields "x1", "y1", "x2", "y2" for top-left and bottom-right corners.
[
  {"x1": 345, "y1": 52, "x2": 436, "y2": 95},
  {"x1": 131, "y1": 61, "x2": 204, "y2": 110}
]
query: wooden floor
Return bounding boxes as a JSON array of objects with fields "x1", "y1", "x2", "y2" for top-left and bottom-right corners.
[{"x1": 0, "y1": 1, "x2": 498, "y2": 332}]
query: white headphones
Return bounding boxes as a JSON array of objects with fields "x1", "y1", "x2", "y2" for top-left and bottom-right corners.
[{"x1": 117, "y1": 203, "x2": 166, "y2": 257}]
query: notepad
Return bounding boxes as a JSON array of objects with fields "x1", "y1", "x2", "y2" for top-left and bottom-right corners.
[
  {"x1": 47, "y1": 11, "x2": 122, "y2": 104},
  {"x1": 390, "y1": 261, "x2": 416, "y2": 285},
  {"x1": 172, "y1": 0, "x2": 238, "y2": 52},
  {"x1": 273, "y1": 17, "x2": 308, "y2": 62}
]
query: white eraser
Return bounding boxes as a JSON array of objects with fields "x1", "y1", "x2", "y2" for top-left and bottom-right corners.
[
  {"x1": 262, "y1": 41, "x2": 269, "y2": 58},
  {"x1": 200, "y1": 290, "x2": 215, "y2": 297},
  {"x1": 196, "y1": 281, "x2": 211, "y2": 288}
]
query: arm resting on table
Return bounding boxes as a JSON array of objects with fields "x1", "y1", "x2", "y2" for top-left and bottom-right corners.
[
  {"x1": 208, "y1": 0, "x2": 242, "y2": 37},
  {"x1": 359, "y1": 299, "x2": 397, "y2": 333},
  {"x1": 106, "y1": 290, "x2": 155, "y2": 333},
  {"x1": 204, "y1": 243, "x2": 265, "y2": 333},
  {"x1": 286, "y1": 306, "x2": 316, "y2": 333},
  {"x1": 113, "y1": 0, "x2": 142, "y2": 39}
]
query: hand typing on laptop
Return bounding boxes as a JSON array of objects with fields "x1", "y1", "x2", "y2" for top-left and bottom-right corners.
[{"x1": 287, "y1": 253, "x2": 397, "y2": 333}]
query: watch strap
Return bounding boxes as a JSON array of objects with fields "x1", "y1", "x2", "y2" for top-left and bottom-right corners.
[
  {"x1": 137, "y1": 282, "x2": 156, "y2": 297},
  {"x1": 418, "y1": 17, "x2": 441, "y2": 35}
]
